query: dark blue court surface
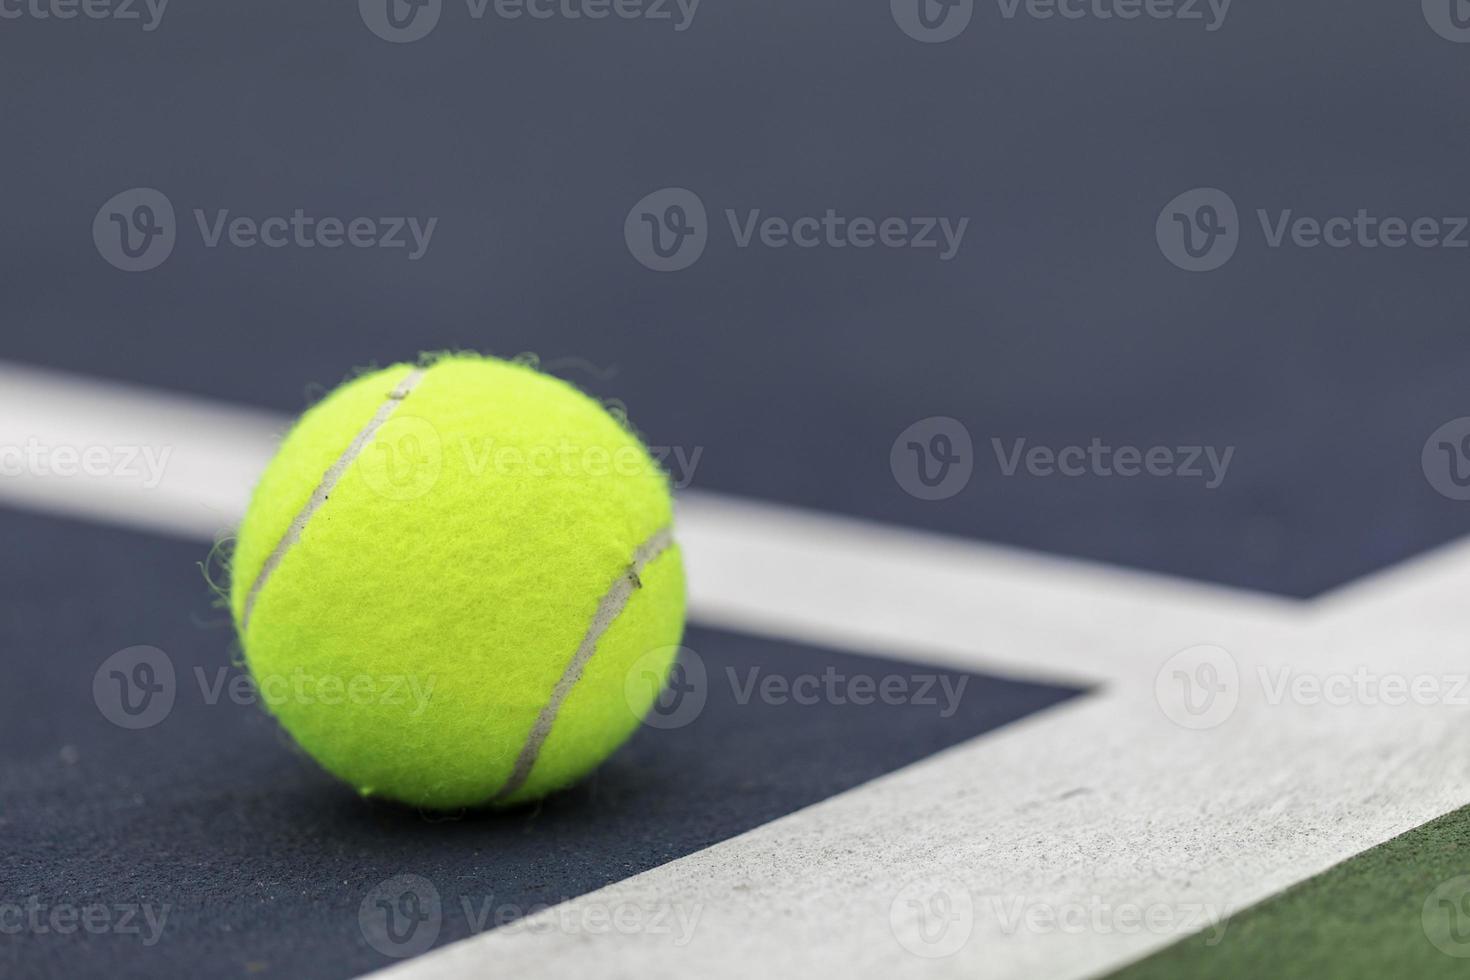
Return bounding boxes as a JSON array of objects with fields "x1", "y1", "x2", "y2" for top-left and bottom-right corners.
[
  {"x1": 3, "y1": 3, "x2": 1470, "y2": 598},
  {"x1": 0, "y1": 507, "x2": 1084, "y2": 980}
]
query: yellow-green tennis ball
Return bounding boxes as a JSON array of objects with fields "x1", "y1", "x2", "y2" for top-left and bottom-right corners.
[{"x1": 229, "y1": 355, "x2": 686, "y2": 810}]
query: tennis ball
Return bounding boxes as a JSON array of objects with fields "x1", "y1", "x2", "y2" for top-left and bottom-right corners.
[{"x1": 229, "y1": 354, "x2": 686, "y2": 810}]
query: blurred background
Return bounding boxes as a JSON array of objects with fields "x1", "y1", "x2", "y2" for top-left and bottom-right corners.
[
  {"x1": 6, "y1": 2, "x2": 1470, "y2": 979},
  {"x1": 5, "y1": 1, "x2": 1470, "y2": 593}
]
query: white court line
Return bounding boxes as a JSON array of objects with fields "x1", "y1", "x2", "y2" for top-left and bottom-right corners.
[
  {"x1": 679, "y1": 493, "x2": 1297, "y2": 686},
  {"x1": 3, "y1": 361, "x2": 1470, "y2": 980},
  {"x1": 372, "y1": 606, "x2": 1470, "y2": 977},
  {"x1": 0, "y1": 361, "x2": 284, "y2": 541},
  {"x1": 375, "y1": 684, "x2": 1470, "y2": 980},
  {"x1": 0, "y1": 360, "x2": 1290, "y2": 687}
]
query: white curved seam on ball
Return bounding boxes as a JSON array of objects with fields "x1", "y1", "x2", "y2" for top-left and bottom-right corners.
[
  {"x1": 491, "y1": 524, "x2": 676, "y2": 803},
  {"x1": 241, "y1": 368, "x2": 428, "y2": 632}
]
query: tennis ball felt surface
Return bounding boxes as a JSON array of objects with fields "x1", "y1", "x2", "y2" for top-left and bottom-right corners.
[{"x1": 229, "y1": 355, "x2": 686, "y2": 809}]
